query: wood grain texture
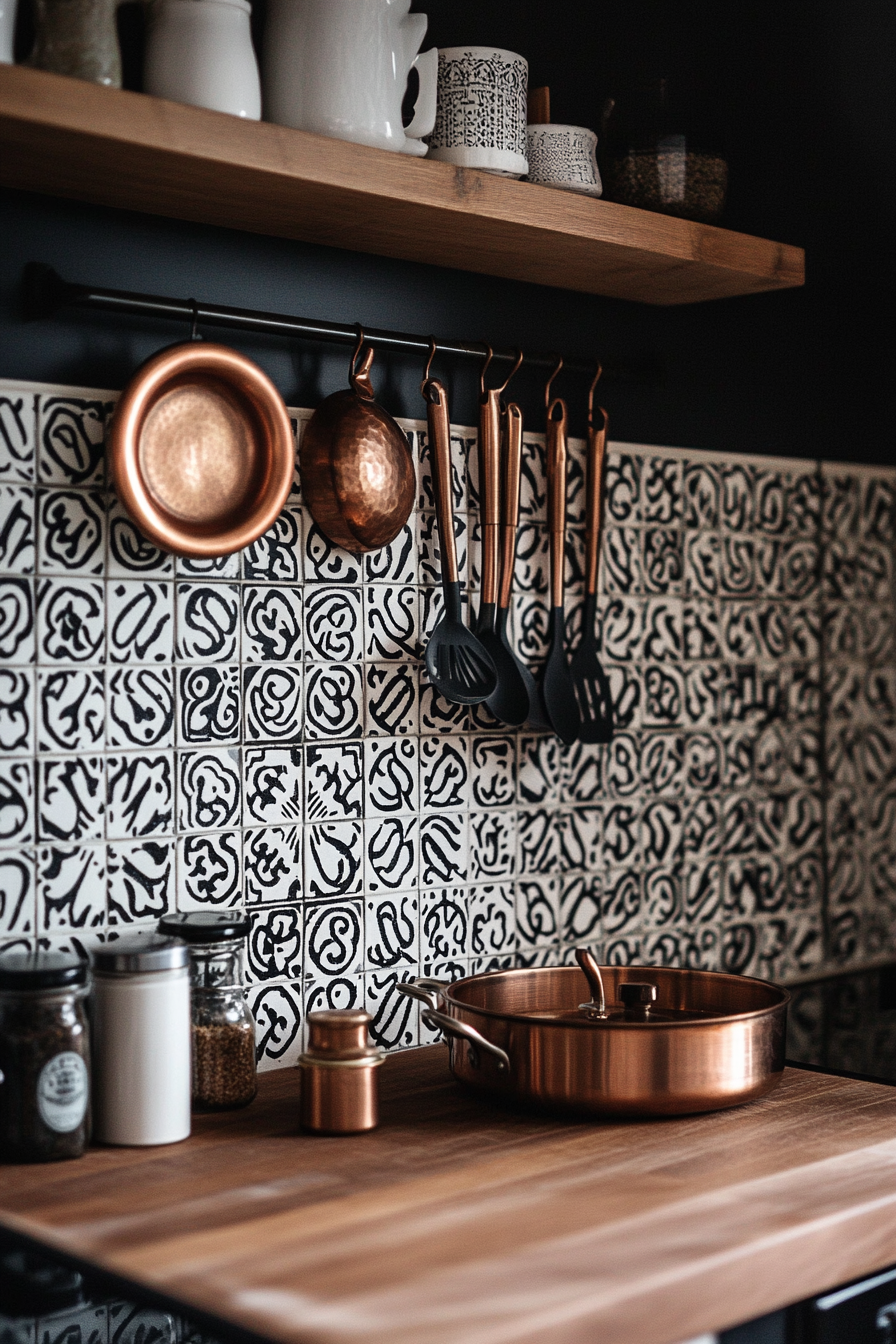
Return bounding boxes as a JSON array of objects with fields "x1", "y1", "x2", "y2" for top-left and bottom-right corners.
[
  {"x1": 2, "y1": 1051, "x2": 896, "y2": 1344},
  {"x1": 0, "y1": 66, "x2": 805, "y2": 306}
]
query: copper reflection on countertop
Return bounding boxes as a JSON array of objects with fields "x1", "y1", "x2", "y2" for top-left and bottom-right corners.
[{"x1": 108, "y1": 342, "x2": 294, "y2": 558}]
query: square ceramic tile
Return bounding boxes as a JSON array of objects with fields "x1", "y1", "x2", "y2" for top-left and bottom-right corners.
[
  {"x1": 365, "y1": 663, "x2": 418, "y2": 736},
  {"x1": 246, "y1": 904, "x2": 303, "y2": 984},
  {"x1": 37, "y1": 395, "x2": 111, "y2": 487},
  {"x1": 243, "y1": 664, "x2": 303, "y2": 744},
  {"x1": 0, "y1": 848, "x2": 35, "y2": 934},
  {"x1": 242, "y1": 585, "x2": 302, "y2": 662},
  {"x1": 0, "y1": 757, "x2": 33, "y2": 849},
  {"x1": 244, "y1": 824, "x2": 302, "y2": 904},
  {"x1": 304, "y1": 741, "x2": 362, "y2": 821},
  {"x1": 107, "y1": 494, "x2": 173, "y2": 577},
  {"x1": 364, "y1": 891, "x2": 418, "y2": 970},
  {"x1": 0, "y1": 485, "x2": 35, "y2": 574},
  {"x1": 560, "y1": 873, "x2": 603, "y2": 947},
  {"x1": 178, "y1": 664, "x2": 241, "y2": 744},
  {"x1": 469, "y1": 810, "x2": 516, "y2": 879},
  {"x1": 304, "y1": 899, "x2": 363, "y2": 978},
  {"x1": 107, "y1": 839, "x2": 173, "y2": 924},
  {"x1": 365, "y1": 815, "x2": 417, "y2": 894},
  {"x1": 0, "y1": 578, "x2": 34, "y2": 664},
  {"x1": 514, "y1": 877, "x2": 559, "y2": 949},
  {"x1": 303, "y1": 520, "x2": 361, "y2": 584},
  {"x1": 243, "y1": 506, "x2": 303, "y2": 582},
  {"x1": 106, "y1": 666, "x2": 173, "y2": 749},
  {"x1": 365, "y1": 585, "x2": 418, "y2": 661},
  {"x1": 107, "y1": 580, "x2": 172, "y2": 664},
  {"x1": 37, "y1": 842, "x2": 105, "y2": 931},
  {"x1": 603, "y1": 527, "x2": 642, "y2": 595},
  {"x1": 106, "y1": 752, "x2": 173, "y2": 839},
  {"x1": 470, "y1": 736, "x2": 516, "y2": 808},
  {"x1": 0, "y1": 667, "x2": 34, "y2": 756},
  {"x1": 365, "y1": 737, "x2": 419, "y2": 816},
  {"x1": 178, "y1": 747, "x2": 241, "y2": 830},
  {"x1": 304, "y1": 820, "x2": 363, "y2": 900},
  {"x1": 518, "y1": 734, "x2": 561, "y2": 806},
  {"x1": 303, "y1": 663, "x2": 363, "y2": 739},
  {"x1": 37, "y1": 578, "x2": 104, "y2": 663},
  {"x1": 682, "y1": 461, "x2": 719, "y2": 529},
  {"x1": 365, "y1": 967, "x2": 419, "y2": 1050},
  {"x1": 516, "y1": 807, "x2": 559, "y2": 875},
  {"x1": 176, "y1": 582, "x2": 240, "y2": 662},
  {"x1": 304, "y1": 586, "x2": 363, "y2": 661},
  {"x1": 0, "y1": 390, "x2": 36, "y2": 483},
  {"x1": 420, "y1": 734, "x2": 468, "y2": 811},
  {"x1": 242, "y1": 746, "x2": 301, "y2": 827},
  {"x1": 249, "y1": 980, "x2": 303, "y2": 1071},
  {"x1": 177, "y1": 830, "x2": 242, "y2": 908},
  {"x1": 420, "y1": 813, "x2": 467, "y2": 886},
  {"x1": 38, "y1": 756, "x2": 103, "y2": 843},
  {"x1": 37, "y1": 488, "x2": 105, "y2": 576}
]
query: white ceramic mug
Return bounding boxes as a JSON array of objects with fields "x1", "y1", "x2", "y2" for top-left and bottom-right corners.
[
  {"x1": 426, "y1": 46, "x2": 528, "y2": 178},
  {"x1": 263, "y1": 0, "x2": 437, "y2": 156},
  {"x1": 526, "y1": 124, "x2": 603, "y2": 198},
  {"x1": 144, "y1": 0, "x2": 261, "y2": 120}
]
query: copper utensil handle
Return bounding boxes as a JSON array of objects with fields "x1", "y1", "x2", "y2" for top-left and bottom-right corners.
[
  {"x1": 479, "y1": 389, "x2": 502, "y2": 607},
  {"x1": 498, "y1": 402, "x2": 523, "y2": 612},
  {"x1": 575, "y1": 946, "x2": 607, "y2": 1017},
  {"x1": 421, "y1": 1008, "x2": 511, "y2": 1073},
  {"x1": 546, "y1": 397, "x2": 568, "y2": 610},
  {"x1": 585, "y1": 409, "x2": 608, "y2": 597},
  {"x1": 425, "y1": 379, "x2": 458, "y2": 586}
]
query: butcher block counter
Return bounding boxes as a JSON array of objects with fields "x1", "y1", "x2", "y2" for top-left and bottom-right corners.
[{"x1": 2, "y1": 1048, "x2": 896, "y2": 1344}]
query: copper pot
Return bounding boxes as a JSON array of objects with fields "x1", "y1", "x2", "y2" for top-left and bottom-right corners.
[
  {"x1": 299, "y1": 334, "x2": 416, "y2": 552},
  {"x1": 108, "y1": 342, "x2": 294, "y2": 558},
  {"x1": 400, "y1": 963, "x2": 789, "y2": 1117}
]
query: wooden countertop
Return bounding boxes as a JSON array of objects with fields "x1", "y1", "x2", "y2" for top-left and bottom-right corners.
[{"x1": 2, "y1": 1050, "x2": 896, "y2": 1344}]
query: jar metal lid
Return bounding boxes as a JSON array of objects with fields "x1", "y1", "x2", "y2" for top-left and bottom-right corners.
[
  {"x1": 157, "y1": 912, "x2": 250, "y2": 943},
  {"x1": 92, "y1": 934, "x2": 189, "y2": 974},
  {"x1": 0, "y1": 950, "x2": 89, "y2": 991}
]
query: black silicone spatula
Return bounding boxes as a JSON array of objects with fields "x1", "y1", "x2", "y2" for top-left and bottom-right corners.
[
  {"x1": 492, "y1": 400, "x2": 552, "y2": 731},
  {"x1": 475, "y1": 350, "x2": 530, "y2": 727},
  {"x1": 570, "y1": 367, "x2": 614, "y2": 743},
  {"x1": 539, "y1": 371, "x2": 581, "y2": 745},
  {"x1": 422, "y1": 360, "x2": 497, "y2": 705}
]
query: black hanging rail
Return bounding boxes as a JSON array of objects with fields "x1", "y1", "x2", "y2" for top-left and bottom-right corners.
[{"x1": 21, "y1": 263, "x2": 660, "y2": 387}]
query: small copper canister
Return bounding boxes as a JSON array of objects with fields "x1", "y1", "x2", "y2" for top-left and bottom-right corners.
[{"x1": 299, "y1": 1010, "x2": 385, "y2": 1134}]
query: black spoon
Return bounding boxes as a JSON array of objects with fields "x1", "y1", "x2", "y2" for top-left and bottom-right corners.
[
  {"x1": 474, "y1": 349, "x2": 530, "y2": 727},
  {"x1": 570, "y1": 368, "x2": 614, "y2": 743},
  {"x1": 539, "y1": 370, "x2": 582, "y2": 745},
  {"x1": 492, "y1": 400, "x2": 553, "y2": 731},
  {"x1": 422, "y1": 358, "x2": 497, "y2": 705}
]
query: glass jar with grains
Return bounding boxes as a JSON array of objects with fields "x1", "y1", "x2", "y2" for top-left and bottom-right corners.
[
  {"x1": 158, "y1": 913, "x2": 257, "y2": 1111},
  {"x1": 0, "y1": 951, "x2": 90, "y2": 1162}
]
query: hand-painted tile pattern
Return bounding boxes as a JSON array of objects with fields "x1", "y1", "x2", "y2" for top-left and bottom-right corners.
[{"x1": 1, "y1": 380, "x2": 894, "y2": 1072}]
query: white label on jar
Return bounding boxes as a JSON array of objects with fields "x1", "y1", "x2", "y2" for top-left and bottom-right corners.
[{"x1": 37, "y1": 1052, "x2": 89, "y2": 1133}]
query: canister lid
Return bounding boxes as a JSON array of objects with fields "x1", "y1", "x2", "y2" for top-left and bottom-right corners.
[
  {"x1": 0, "y1": 950, "x2": 88, "y2": 991},
  {"x1": 92, "y1": 934, "x2": 189, "y2": 974},
  {"x1": 157, "y1": 912, "x2": 250, "y2": 943}
]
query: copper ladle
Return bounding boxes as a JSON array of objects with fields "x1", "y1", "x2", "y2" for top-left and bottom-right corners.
[{"x1": 300, "y1": 328, "x2": 416, "y2": 552}]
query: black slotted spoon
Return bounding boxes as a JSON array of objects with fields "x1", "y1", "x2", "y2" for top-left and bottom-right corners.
[
  {"x1": 570, "y1": 366, "x2": 614, "y2": 743},
  {"x1": 422, "y1": 346, "x2": 497, "y2": 705}
]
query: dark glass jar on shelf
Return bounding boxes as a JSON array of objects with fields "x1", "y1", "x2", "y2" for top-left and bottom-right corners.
[
  {"x1": 601, "y1": 78, "x2": 728, "y2": 224},
  {"x1": 158, "y1": 912, "x2": 257, "y2": 1112}
]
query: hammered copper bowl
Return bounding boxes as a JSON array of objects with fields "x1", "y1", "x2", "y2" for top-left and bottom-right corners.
[
  {"x1": 108, "y1": 343, "x2": 294, "y2": 558},
  {"x1": 415, "y1": 965, "x2": 789, "y2": 1118}
]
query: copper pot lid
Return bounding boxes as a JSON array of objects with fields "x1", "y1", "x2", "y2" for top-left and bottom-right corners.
[{"x1": 108, "y1": 342, "x2": 294, "y2": 558}]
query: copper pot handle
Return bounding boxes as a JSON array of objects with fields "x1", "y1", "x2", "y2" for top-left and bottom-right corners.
[
  {"x1": 421, "y1": 1008, "x2": 511, "y2": 1073},
  {"x1": 397, "y1": 979, "x2": 449, "y2": 1013}
]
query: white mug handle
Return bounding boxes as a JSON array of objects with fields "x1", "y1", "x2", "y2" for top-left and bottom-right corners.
[{"x1": 404, "y1": 47, "x2": 438, "y2": 143}]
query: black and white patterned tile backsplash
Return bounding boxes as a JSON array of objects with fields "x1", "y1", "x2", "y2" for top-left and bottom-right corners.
[{"x1": 1, "y1": 378, "x2": 894, "y2": 1070}]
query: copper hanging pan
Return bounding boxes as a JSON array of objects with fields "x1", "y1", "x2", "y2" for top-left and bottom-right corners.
[
  {"x1": 108, "y1": 322, "x2": 294, "y2": 558},
  {"x1": 300, "y1": 329, "x2": 416, "y2": 552}
]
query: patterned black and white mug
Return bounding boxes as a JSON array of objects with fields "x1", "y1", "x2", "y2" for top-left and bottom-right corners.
[
  {"x1": 526, "y1": 124, "x2": 603, "y2": 198},
  {"x1": 426, "y1": 45, "x2": 528, "y2": 178}
]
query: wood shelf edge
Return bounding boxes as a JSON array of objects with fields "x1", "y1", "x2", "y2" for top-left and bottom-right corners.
[{"x1": 0, "y1": 65, "x2": 805, "y2": 304}]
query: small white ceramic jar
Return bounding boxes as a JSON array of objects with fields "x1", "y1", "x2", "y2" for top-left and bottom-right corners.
[
  {"x1": 526, "y1": 124, "x2": 603, "y2": 198},
  {"x1": 91, "y1": 936, "x2": 191, "y2": 1146},
  {"x1": 144, "y1": 0, "x2": 261, "y2": 120}
]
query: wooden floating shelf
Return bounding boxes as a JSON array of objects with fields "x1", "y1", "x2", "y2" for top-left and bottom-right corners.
[{"x1": 0, "y1": 65, "x2": 805, "y2": 306}]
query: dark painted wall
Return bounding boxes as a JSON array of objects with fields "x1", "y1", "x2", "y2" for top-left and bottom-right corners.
[{"x1": 2, "y1": 0, "x2": 893, "y2": 459}]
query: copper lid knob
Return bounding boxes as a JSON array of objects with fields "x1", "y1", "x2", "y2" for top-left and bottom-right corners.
[{"x1": 306, "y1": 1009, "x2": 377, "y2": 1060}]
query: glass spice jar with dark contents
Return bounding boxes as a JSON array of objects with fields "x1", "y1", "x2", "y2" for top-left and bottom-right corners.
[
  {"x1": 0, "y1": 951, "x2": 91, "y2": 1162},
  {"x1": 601, "y1": 77, "x2": 728, "y2": 224},
  {"x1": 158, "y1": 913, "x2": 257, "y2": 1111}
]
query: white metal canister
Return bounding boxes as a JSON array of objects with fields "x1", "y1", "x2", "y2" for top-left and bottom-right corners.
[{"x1": 91, "y1": 936, "x2": 191, "y2": 1146}]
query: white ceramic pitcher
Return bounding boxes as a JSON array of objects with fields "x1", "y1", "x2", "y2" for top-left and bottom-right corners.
[{"x1": 263, "y1": 0, "x2": 437, "y2": 155}]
